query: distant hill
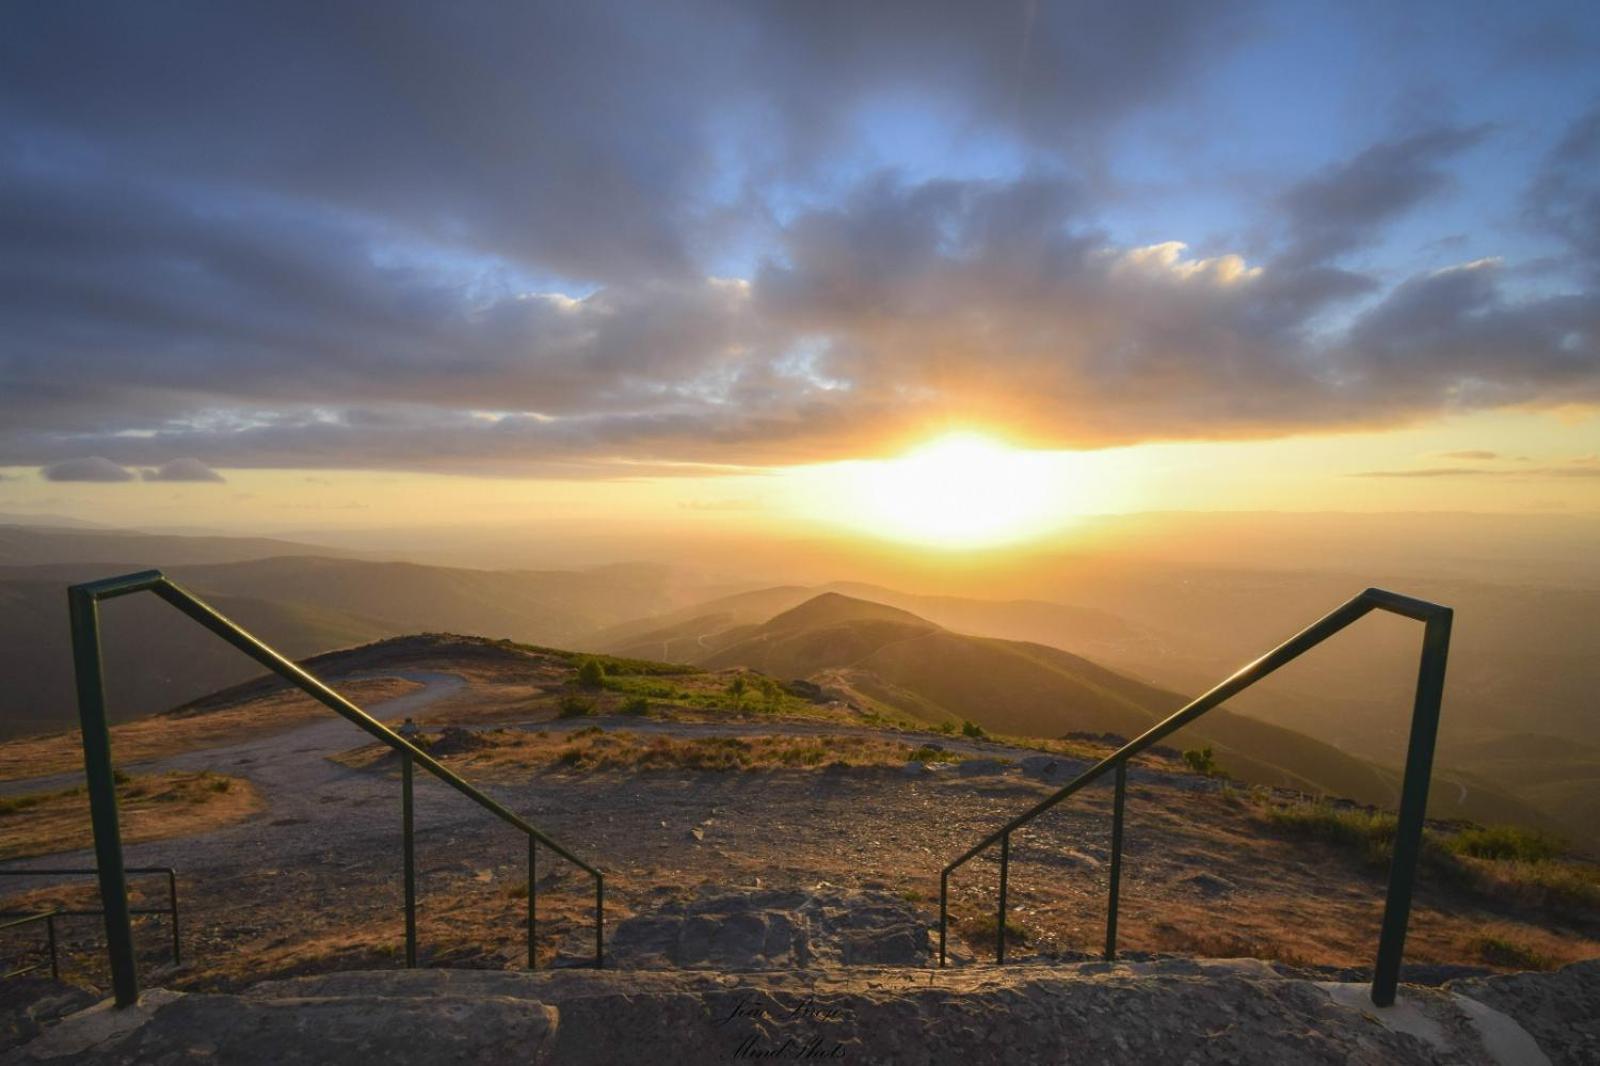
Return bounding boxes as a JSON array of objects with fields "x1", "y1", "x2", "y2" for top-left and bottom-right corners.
[
  {"x1": 639, "y1": 592, "x2": 1556, "y2": 831},
  {"x1": 0, "y1": 575, "x2": 399, "y2": 737},
  {"x1": 0, "y1": 536, "x2": 737, "y2": 739},
  {"x1": 0, "y1": 524, "x2": 355, "y2": 567}
]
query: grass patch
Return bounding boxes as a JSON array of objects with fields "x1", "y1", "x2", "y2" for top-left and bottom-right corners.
[
  {"x1": 907, "y1": 745, "x2": 961, "y2": 764},
  {"x1": 0, "y1": 771, "x2": 261, "y2": 860},
  {"x1": 1467, "y1": 933, "x2": 1554, "y2": 970},
  {"x1": 956, "y1": 913, "x2": 1031, "y2": 949},
  {"x1": 403, "y1": 728, "x2": 951, "y2": 776},
  {"x1": 1445, "y1": 825, "x2": 1564, "y2": 863},
  {"x1": 1257, "y1": 798, "x2": 1600, "y2": 914}
]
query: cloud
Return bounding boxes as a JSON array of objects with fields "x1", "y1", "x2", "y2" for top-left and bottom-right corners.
[
  {"x1": 40, "y1": 457, "x2": 136, "y2": 482},
  {"x1": 141, "y1": 458, "x2": 225, "y2": 482},
  {"x1": 1354, "y1": 462, "x2": 1600, "y2": 479},
  {"x1": 1526, "y1": 102, "x2": 1600, "y2": 276},
  {"x1": 0, "y1": 6, "x2": 1593, "y2": 474},
  {"x1": 1439, "y1": 450, "x2": 1499, "y2": 460},
  {"x1": 1277, "y1": 126, "x2": 1489, "y2": 268}
]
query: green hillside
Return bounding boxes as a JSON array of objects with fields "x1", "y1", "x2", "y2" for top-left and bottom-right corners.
[{"x1": 689, "y1": 592, "x2": 1551, "y2": 825}]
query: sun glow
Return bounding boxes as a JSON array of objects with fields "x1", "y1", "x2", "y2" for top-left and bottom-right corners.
[{"x1": 830, "y1": 432, "x2": 1081, "y2": 548}]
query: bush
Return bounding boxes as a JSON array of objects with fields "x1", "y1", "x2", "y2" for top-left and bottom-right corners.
[
  {"x1": 754, "y1": 676, "x2": 784, "y2": 712},
  {"x1": 576, "y1": 658, "x2": 606, "y2": 689},
  {"x1": 620, "y1": 696, "x2": 650, "y2": 716},
  {"x1": 934, "y1": 721, "x2": 957, "y2": 735},
  {"x1": 908, "y1": 745, "x2": 960, "y2": 764},
  {"x1": 726, "y1": 675, "x2": 748, "y2": 709},
  {"x1": 960, "y1": 720, "x2": 986, "y2": 739},
  {"x1": 1182, "y1": 746, "x2": 1226, "y2": 778},
  {"x1": 557, "y1": 694, "x2": 597, "y2": 718}
]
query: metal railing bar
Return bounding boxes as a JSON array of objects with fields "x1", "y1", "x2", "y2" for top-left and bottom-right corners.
[
  {"x1": 148, "y1": 578, "x2": 600, "y2": 876},
  {"x1": 1104, "y1": 761, "x2": 1126, "y2": 961},
  {"x1": 935, "y1": 587, "x2": 1451, "y2": 1009},
  {"x1": 402, "y1": 750, "x2": 416, "y2": 968},
  {"x1": 0, "y1": 865, "x2": 181, "y2": 970},
  {"x1": 68, "y1": 570, "x2": 606, "y2": 1006},
  {"x1": 943, "y1": 592, "x2": 1382, "y2": 874},
  {"x1": 0, "y1": 911, "x2": 60, "y2": 982}
]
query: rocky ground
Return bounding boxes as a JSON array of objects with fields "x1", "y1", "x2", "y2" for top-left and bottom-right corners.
[
  {"x1": 0, "y1": 637, "x2": 1595, "y2": 1061},
  {"x1": 6, "y1": 958, "x2": 1596, "y2": 1065}
]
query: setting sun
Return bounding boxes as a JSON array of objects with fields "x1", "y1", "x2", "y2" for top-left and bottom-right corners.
[{"x1": 831, "y1": 432, "x2": 1080, "y2": 548}]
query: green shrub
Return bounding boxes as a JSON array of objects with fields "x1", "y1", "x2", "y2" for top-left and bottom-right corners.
[
  {"x1": 726, "y1": 675, "x2": 748, "y2": 709},
  {"x1": 1447, "y1": 825, "x2": 1564, "y2": 863},
  {"x1": 557, "y1": 694, "x2": 597, "y2": 718},
  {"x1": 907, "y1": 745, "x2": 960, "y2": 764},
  {"x1": 960, "y1": 720, "x2": 986, "y2": 739},
  {"x1": 1182, "y1": 746, "x2": 1226, "y2": 778},
  {"x1": 620, "y1": 696, "x2": 650, "y2": 716},
  {"x1": 935, "y1": 721, "x2": 957, "y2": 735},
  {"x1": 576, "y1": 658, "x2": 606, "y2": 689}
]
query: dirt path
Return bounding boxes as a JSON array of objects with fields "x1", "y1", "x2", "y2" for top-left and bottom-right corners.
[{"x1": 0, "y1": 671, "x2": 470, "y2": 878}]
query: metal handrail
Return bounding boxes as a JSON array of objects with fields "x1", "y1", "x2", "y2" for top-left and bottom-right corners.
[
  {"x1": 0, "y1": 866, "x2": 180, "y2": 969},
  {"x1": 67, "y1": 570, "x2": 604, "y2": 1008},
  {"x1": 0, "y1": 911, "x2": 58, "y2": 980},
  {"x1": 937, "y1": 587, "x2": 1452, "y2": 1008}
]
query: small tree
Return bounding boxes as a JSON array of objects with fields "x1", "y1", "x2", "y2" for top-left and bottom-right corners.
[
  {"x1": 577, "y1": 658, "x2": 606, "y2": 689},
  {"x1": 726, "y1": 674, "x2": 748, "y2": 709},
  {"x1": 1183, "y1": 746, "x2": 1225, "y2": 778},
  {"x1": 961, "y1": 720, "x2": 986, "y2": 739}
]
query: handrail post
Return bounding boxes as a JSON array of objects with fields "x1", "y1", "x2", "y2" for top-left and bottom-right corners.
[
  {"x1": 167, "y1": 869, "x2": 181, "y2": 966},
  {"x1": 938, "y1": 870, "x2": 948, "y2": 968},
  {"x1": 67, "y1": 587, "x2": 139, "y2": 1008},
  {"x1": 1105, "y1": 760, "x2": 1126, "y2": 961},
  {"x1": 402, "y1": 750, "x2": 417, "y2": 969},
  {"x1": 537, "y1": 832, "x2": 544, "y2": 966},
  {"x1": 996, "y1": 832, "x2": 1010, "y2": 964},
  {"x1": 595, "y1": 873, "x2": 604, "y2": 969},
  {"x1": 1371, "y1": 609, "x2": 1452, "y2": 1007}
]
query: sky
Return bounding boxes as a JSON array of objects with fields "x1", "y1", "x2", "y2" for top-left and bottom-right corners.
[{"x1": 2, "y1": 1, "x2": 1598, "y2": 549}]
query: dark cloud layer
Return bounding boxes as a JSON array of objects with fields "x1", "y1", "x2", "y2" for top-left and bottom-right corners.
[
  {"x1": 0, "y1": 3, "x2": 1596, "y2": 474},
  {"x1": 142, "y1": 458, "x2": 226, "y2": 483},
  {"x1": 41, "y1": 457, "x2": 136, "y2": 483}
]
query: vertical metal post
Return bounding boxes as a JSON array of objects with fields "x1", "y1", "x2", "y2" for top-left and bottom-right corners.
[
  {"x1": 938, "y1": 871, "x2": 948, "y2": 967},
  {"x1": 68, "y1": 588, "x2": 139, "y2": 1008},
  {"x1": 534, "y1": 832, "x2": 547, "y2": 966},
  {"x1": 1105, "y1": 761, "x2": 1126, "y2": 961},
  {"x1": 167, "y1": 870, "x2": 181, "y2": 966},
  {"x1": 402, "y1": 750, "x2": 416, "y2": 968},
  {"x1": 996, "y1": 832, "x2": 1010, "y2": 964},
  {"x1": 46, "y1": 915, "x2": 58, "y2": 981},
  {"x1": 594, "y1": 872, "x2": 604, "y2": 968},
  {"x1": 1371, "y1": 610, "x2": 1451, "y2": 1007}
]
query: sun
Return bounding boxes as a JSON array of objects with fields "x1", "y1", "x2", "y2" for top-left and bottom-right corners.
[{"x1": 836, "y1": 432, "x2": 1078, "y2": 549}]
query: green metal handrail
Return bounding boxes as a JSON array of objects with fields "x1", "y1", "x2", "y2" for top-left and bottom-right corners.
[
  {"x1": 0, "y1": 866, "x2": 180, "y2": 970},
  {"x1": 67, "y1": 570, "x2": 604, "y2": 1008},
  {"x1": 0, "y1": 911, "x2": 59, "y2": 980},
  {"x1": 937, "y1": 587, "x2": 1452, "y2": 1008}
]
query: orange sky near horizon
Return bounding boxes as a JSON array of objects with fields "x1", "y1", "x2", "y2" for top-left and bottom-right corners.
[{"x1": 3, "y1": 408, "x2": 1597, "y2": 552}]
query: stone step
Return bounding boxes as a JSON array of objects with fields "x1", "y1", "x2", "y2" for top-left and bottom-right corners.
[{"x1": 9, "y1": 957, "x2": 1594, "y2": 1065}]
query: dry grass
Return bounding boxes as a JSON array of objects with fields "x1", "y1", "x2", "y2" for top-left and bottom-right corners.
[
  {"x1": 0, "y1": 771, "x2": 263, "y2": 860},
  {"x1": 336, "y1": 727, "x2": 951, "y2": 776},
  {"x1": 0, "y1": 676, "x2": 423, "y2": 783}
]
